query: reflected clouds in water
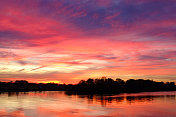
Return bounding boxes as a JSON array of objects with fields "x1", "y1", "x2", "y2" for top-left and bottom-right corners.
[{"x1": 0, "y1": 91, "x2": 176, "y2": 117}]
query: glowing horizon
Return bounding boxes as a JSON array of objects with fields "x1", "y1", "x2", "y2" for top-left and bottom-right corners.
[{"x1": 0, "y1": 0, "x2": 176, "y2": 83}]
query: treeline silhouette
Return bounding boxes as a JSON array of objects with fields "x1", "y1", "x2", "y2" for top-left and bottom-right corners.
[
  {"x1": 0, "y1": 78, "x2": 176, "y2": 94},
  {"x1": 66, "y1": 78, "x2": 176, "y2": 94},
  {"x1": 0, "y1": 80, "x2": 60, "y2": 92}
]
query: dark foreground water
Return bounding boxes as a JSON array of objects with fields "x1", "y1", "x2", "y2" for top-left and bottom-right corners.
[{"x1": 0, "y1": 91, "x2": 176, "y2": 117}]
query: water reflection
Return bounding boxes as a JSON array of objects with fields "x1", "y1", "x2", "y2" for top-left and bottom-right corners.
[
  {"x1": 75, "y1": 92, "x2": 176, "y2": 106},
  {"x1": 0, "y1": 91, "x2": 176, "y2": 117}
]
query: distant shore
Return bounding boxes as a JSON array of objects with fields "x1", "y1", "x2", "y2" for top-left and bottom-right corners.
[{"x1": 0, "y1": 78, "x2": 176, "y2": 95}]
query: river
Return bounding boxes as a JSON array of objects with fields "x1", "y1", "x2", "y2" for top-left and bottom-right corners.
[{"x1": 0, "y1": 91, "x2": 176, "y2": 117}]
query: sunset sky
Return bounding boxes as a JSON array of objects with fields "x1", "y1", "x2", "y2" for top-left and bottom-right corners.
[{"x1": 0, "y1": 0, "x2": 176, "y2": 83}]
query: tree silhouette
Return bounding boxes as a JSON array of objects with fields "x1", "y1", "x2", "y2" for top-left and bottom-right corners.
[{"x1": 0, "y1": 78, "x2": 175, "y2": 94}]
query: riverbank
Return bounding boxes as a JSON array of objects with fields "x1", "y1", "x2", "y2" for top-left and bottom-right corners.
[{"x1": 1, "y1": 78, "x2": 176, "y2": 94}]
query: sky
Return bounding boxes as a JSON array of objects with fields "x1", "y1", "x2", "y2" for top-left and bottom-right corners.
[{"x1": 0, "y1": 0, "x2": 176, "y2": 83}]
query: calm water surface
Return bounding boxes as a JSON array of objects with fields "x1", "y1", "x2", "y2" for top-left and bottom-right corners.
[{"x1": 0, "y1": 91, "x2": 176, "y2": 117}]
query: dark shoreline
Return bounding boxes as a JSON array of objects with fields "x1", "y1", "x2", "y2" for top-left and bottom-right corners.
[{"x1": 1, "y1": 78, "x2": 176, "y2": 95}]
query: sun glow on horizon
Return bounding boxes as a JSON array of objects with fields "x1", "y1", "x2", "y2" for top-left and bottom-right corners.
[{"x1": 37, "y1": 80, "x2": 63, "y2": 84}]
